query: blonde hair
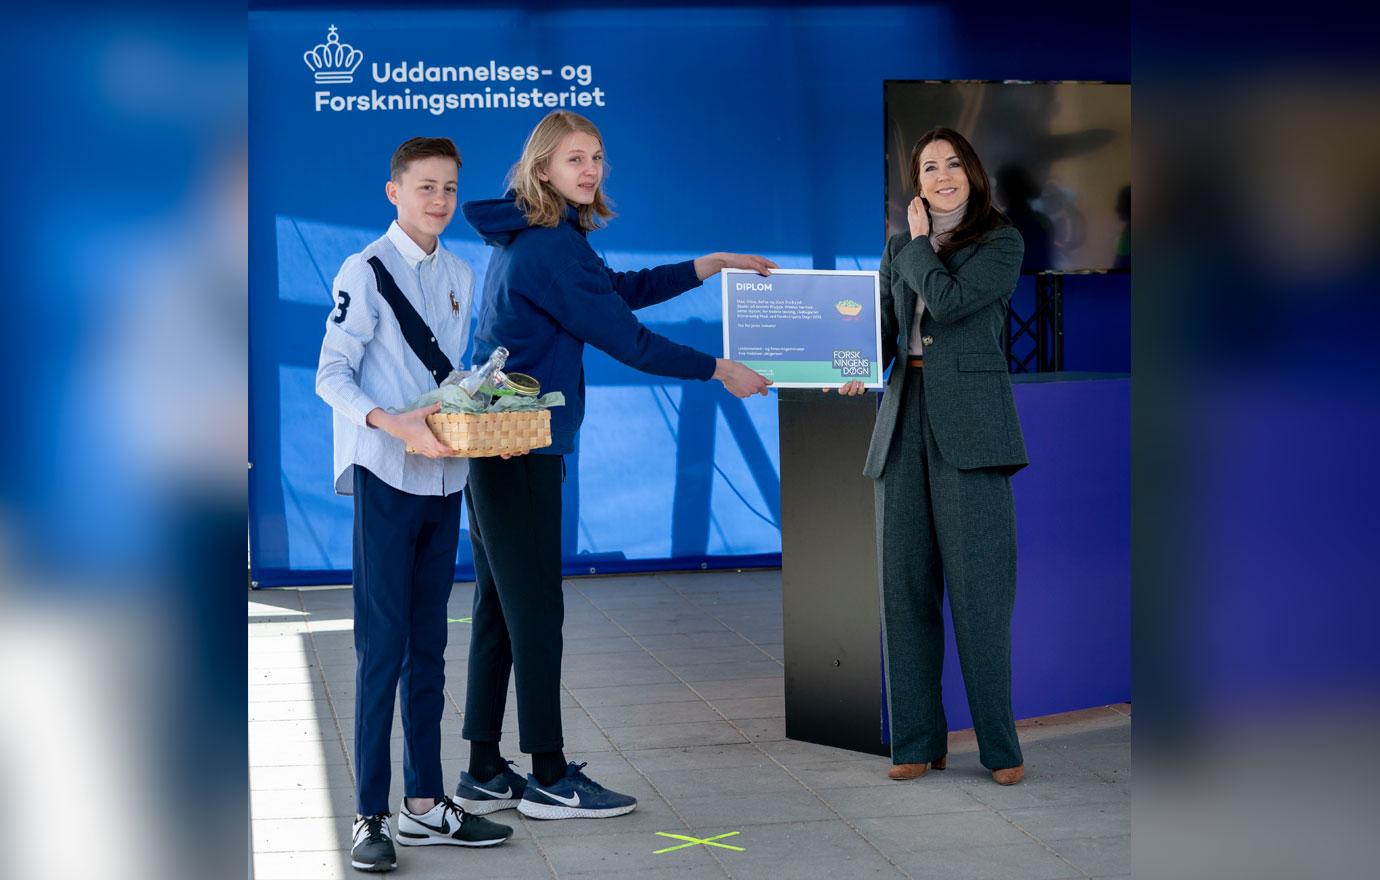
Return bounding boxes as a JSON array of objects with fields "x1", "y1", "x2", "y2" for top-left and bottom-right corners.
[{"x1": 508, "y1": 111, "x2": 615, "y2": 231}]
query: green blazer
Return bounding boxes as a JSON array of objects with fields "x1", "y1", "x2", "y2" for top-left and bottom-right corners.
[{"x1": 863, "y1": 226, "x2": 1029, "y2": 478}]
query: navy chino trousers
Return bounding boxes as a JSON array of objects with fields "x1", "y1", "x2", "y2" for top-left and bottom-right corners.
[{"x1": 351, "y1": 466, "x2": 463, "y2": 816}]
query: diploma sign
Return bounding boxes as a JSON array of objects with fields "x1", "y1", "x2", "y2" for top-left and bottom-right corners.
[{"x1": 721, "y1": 269, "x2": 883, "y2": 388}]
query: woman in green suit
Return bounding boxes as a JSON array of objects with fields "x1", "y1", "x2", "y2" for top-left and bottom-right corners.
[{"x1": 836, "y1": 127, "x2": 1028, "y2": 785}]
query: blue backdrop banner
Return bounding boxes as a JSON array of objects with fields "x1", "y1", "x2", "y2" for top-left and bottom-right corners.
[{"x1": 249, "y1": 4, "x2": 1130, "y2": 587}]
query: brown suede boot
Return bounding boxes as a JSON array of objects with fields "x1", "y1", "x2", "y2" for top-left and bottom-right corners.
[
  {"x1": 991, "y1": 764, "x2": 1025, "y2": 785},
  {"x1": 888, "y1": 755, "x2": 947, "y2": 780}
]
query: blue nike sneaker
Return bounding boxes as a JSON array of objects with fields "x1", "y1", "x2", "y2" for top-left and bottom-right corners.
[
  {"x1": 454, "y1": 760, "x2": 527, "y2": 815},
  {"x1": 517, "y1": 762, "x2": 638, "y2": 819}
]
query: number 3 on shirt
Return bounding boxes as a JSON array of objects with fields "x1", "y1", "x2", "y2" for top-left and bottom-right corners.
[{"x1": 332, "y1": 290, "x2": 351, "y2": 324}]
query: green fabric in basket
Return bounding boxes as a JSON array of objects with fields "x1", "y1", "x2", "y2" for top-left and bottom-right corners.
[{"x1": 398, "y1": 386, "x2": 564, "y2": 414}]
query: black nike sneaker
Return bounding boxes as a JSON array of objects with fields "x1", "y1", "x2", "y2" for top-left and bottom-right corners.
[
  {"x1": 396, "y1": 795, "x2": 513, "y2": 847},
  {"x1": 350, "y1": 813, "x2": 397, "y2": 872}
]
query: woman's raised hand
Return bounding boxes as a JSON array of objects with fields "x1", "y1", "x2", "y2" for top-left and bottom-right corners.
[{"x1": 907, "y1": 197, "x2": 930, "y2": 239}]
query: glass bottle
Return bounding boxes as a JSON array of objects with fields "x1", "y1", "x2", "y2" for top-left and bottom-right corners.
[{"x1": 458, "y1": 346, "x2": 510, "y2": 409}]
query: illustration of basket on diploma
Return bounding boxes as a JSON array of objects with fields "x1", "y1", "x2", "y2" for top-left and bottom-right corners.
[{"x1": 835, "y1": 299, "x2": 863, "y2": 318}]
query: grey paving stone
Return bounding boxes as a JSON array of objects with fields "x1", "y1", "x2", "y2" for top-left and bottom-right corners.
[
  {"x1": 296, "y1": 587, "x2": 352, "y2": 604},
  {"x1": 641, "y1": 761, "x2": 803, "y2": 799},
  {"x1": 250, "y1": 762, "x2": 355, "y2": 793},
  {"x1": 250, "y1": 590, "x2": 307, "y2": 611},
  {"x1": 559, "y1": 864, "x2": 729, "y2": 880},
  {"x1": 252, "y1": 849, "x2": 352, "y2": 880},
  {"x1": 734, "y1": 717, "x2": 788, "y2": 743},
  {"x1": 757, "y1": 737, "x2": 875, "y2": 768},
  {"x1": 1047, "y1": 834, "x2": 1130, "y2": 877},
  {"x1": 379, "y1": 838, "x2": 554, "y2": 880},
  {"x1": 561, "y1": 652, "x2": 663, "y2": 676},
  {"x1": 647, "y1": 644, "x2": 773, "y2": 666},
  {"x1": 855, "y1": 810, "x2": 1030, "y2": 850},
  {"x1": 249, "y1": 620, "x2": 315, "y2": 638},
  {"x1": 726, "y1": 854, "x2": 905, "y2": 879},
  {"x1": 251, "y1": 785, "x2": 356, "y2": 820},
  {"x1": 679, "y1": 590, "x2": 781, "y2": 608},
  {"x1": 624, "y1": 743, "x2": 769, "y2": 773},
  {"x1": 561, "y1": 664, "x2": 678, "y2": 689},
  {"x1": 561, "y1": 621, "x2": 628, "y2": 639},
  {"x1": 658, "y1": 571, "x2": 775, "y2": 592},
  {"x1": 318, "y1": 661, "x2": 357, "y2": 684},
  {"x1": 250, "y1": 681, "x2": 334, "y2": 703},
  {"x1": 561, "y1": 635, "x2": 647, "y2": 656},
  {"x1": 708, "y1": 695, "x2": 785, "y2": 720},
  {"x1": 633, "y1": 630, "x2": 753, "y2": 651},
  {"x1": 252, "y1": 815, "x2": 352, "y2": 853},
  {"x1": 250, "y1": 585, "x2": 1131, "y2": 880},
  {"x1": 753, "y1": 642, "x2": 785, "y2": 660},
  {"x1": 248, "y1": 698, "x2": 338, "y2": 723},
  {"x1": 537, "y1": 826, "x2": 724, "y2": 878},
  {"x1": 674, "y1": 788, "x2": 836, "y2": 827},
  {"x1": 790, "y1": 758, "x2": 896, "y2": 790},
  {"x1": 248, "y1": 664, "x2": 324, "y2": 686},
  {"x1": 567, "y1": 682, "x2": 701, "y2": 708},
  {"x1": 728, "y1": 634, "x2": 786, "y2": 651},
  {"x1": 306, "y1": 645, "x2": 357, "y2": 665},
  {"x1": 604, "y1": 720, "x2": 749, "y2": 751},
  {"x1": 672, "y1": 659, "x2": 786, "y2": 683},
  {"x1": 250, "y1": 736, "x2": 350, "y2": 767},
  {"x1": 879, "y1": 841, "x2": 1084, "y2": 880},
  {"x1": 249, "y1": 648, "x2": 315, "y2": 669},
  {"x1": 689, "y1": 676, "x2": 783, "y2": 701},
  {"x1": 617, "y1": 615, "x2": 735, "y2": 637},
  {"x1": 572, "y1": 575, "x2": 671, "y2": 595},
  {"x1": 1062, "y1": 742, "x2": 1132, "y2": 783},
  {"x1": 1000, "y1": 800, "x2": 1129, "y2": 842},
  {"x1": 961, "y1": 763, "x2": 1129, "y2": 810},
  {"x1": 251, "y1": 719, "x2": 342, "y2": 746},
  {"x1": 584, "y1": 699, "x2": 722, "y2": 728},
  {"x1": 684, "y1": 820, "x2": 903, "y2": 879},
  {"x1": 820, "y1": 783, "x2": 986, "y2": 819},
  {"x1": 595, "y1": 599, "x2": 702, "y2": 618}
]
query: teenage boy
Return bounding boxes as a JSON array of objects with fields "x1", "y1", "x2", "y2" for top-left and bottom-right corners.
[{"x1": 316, "y1": 137, "x2": 512, "y2": 873}]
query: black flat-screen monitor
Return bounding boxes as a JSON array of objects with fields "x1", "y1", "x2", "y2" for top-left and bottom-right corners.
[{"x1": 884, "y1": 80, "x2": 1131, "y2": 274}]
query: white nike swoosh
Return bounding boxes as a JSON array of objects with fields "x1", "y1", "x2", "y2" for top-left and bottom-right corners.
[
  {"x1": 538, "y1": 789, "x2": 581, "y2": 807},
  {"x1": 472, "y1": 783, "x2": 511, "y2": 798}
]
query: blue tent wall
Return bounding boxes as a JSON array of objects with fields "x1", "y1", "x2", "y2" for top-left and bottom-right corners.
[{"x1": 248, "y1": 3, "x2": 1130, "y2": 586}]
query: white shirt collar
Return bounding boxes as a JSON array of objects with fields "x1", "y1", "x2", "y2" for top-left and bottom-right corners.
[{"x1": 387, "y1": 221, "x2": 440, "y2": 268}]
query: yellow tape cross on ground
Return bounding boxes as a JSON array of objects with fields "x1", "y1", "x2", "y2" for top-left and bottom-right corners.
[
  {"x1": 447, "y1": 617, "x2": 471, "y2": 623},
  {"x1": 653, "y1": 831, "x2": 745, "y2": 854}
]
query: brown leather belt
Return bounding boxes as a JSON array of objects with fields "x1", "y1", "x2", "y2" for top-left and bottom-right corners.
[{"x1": 907, "y1": 357, "x2": 925, "y2": 368}]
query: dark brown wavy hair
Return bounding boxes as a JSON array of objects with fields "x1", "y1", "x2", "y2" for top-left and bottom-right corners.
[{"x1": 908, "y1": 127, "x2": 1009, "y2": 256}]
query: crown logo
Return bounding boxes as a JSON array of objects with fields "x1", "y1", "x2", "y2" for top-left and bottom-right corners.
[{"x1": 303, "y1": 25, "x2": 363, "y2": 85}]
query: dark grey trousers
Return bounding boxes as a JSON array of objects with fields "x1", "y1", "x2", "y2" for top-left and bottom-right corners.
[{"x1": 874, "y1": 368, "x2": 1022, "y2": 770}]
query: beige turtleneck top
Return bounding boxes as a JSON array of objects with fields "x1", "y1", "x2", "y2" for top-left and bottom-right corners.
[{"x1": 907, "y1": 200, "x2": 967, "y2": 357}]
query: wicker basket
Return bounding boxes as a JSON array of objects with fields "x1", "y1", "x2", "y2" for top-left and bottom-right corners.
[{"x1": 406, "y1": 410, "x2": 552, "y2": 458}]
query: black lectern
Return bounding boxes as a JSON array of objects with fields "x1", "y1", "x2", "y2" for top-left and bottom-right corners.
[{"x1": 777, "y1": 389, "x2": 888, "y2": 756}]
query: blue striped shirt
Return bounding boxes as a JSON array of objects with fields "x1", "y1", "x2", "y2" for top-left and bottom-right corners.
[{"x1": 316, "y1": 221, "x2": 474, "y2": 496}]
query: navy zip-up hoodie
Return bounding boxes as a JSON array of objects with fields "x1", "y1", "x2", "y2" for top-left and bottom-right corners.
[{"x1": 462, "y1": 195, "x2": 717, "y2": 455}]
